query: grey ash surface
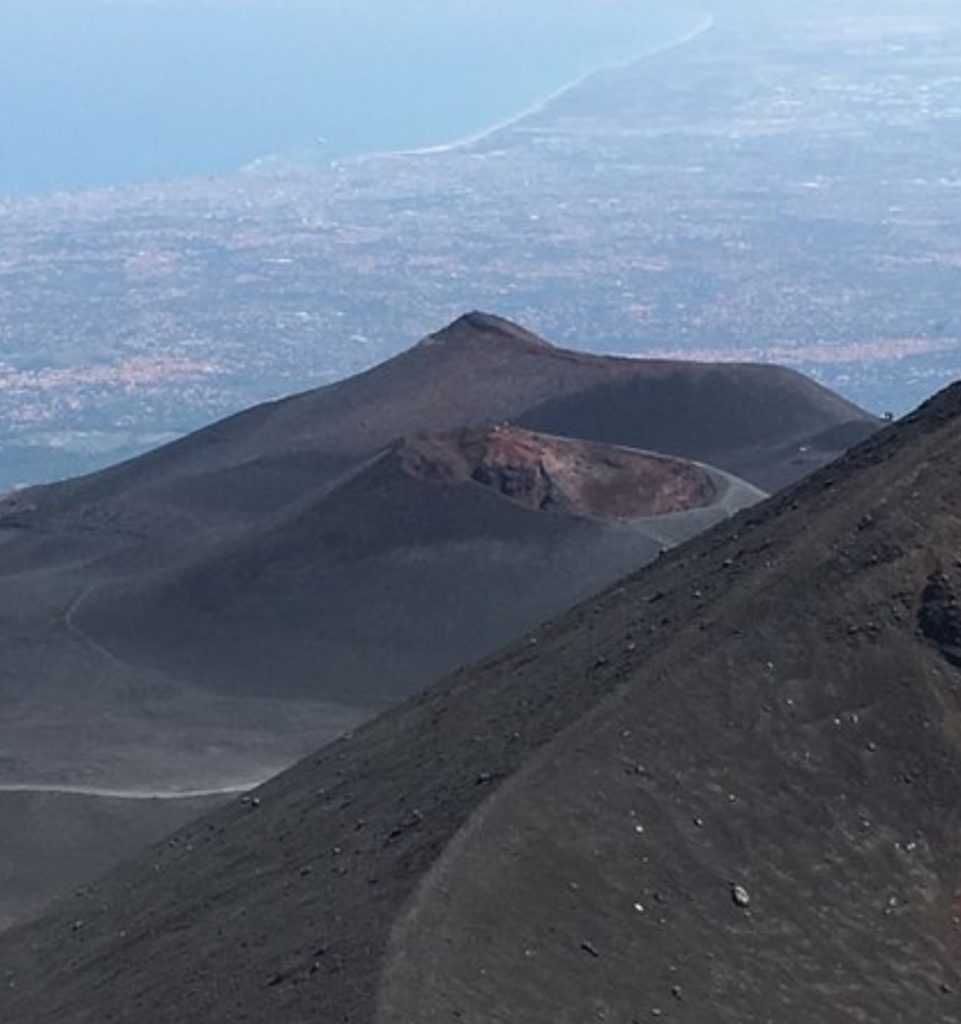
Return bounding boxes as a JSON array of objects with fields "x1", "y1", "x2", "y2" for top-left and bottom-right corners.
[
  {"x1": 0, "y1": 380, "x2": 956, "y2": 1022},
  {"x1": 0, "y1": 313, "x2": 874, "y2": 930}
]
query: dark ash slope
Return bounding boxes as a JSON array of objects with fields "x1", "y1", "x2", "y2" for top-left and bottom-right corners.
[
  {"x1": 0, "y1": 311, "x2": 862, "y2": 787},
  {"x1": 12, "y1": 312, "x2": 875, "y2": 527},
  {"x1": 0, "y1": 312, "x2": 871, "y2": 933},
  {"x1": 68, "y1": 425, "x2": 758, "y2": 705},
  {"x1": 0, "y1": 790, "x2": 227, "y2": 930},
  {"x1": 1, "y1": 384, "x2": 958, "y2": 1023}
]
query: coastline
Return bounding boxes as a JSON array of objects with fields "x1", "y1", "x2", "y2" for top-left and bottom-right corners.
[{"x1": 352, "y1": 9, "x2": 716, "y2": 165}]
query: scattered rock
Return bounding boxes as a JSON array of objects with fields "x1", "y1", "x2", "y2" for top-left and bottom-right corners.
[{"x1": 731, "y1": 884, "x2": 751, "y2": 908}]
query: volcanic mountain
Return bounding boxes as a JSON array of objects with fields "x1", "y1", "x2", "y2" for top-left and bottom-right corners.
[
  {"x1": 0, "y1": 313, "x2": 873, "y2": 925},
  {"x1": 66, "y1": 425, "x2": 758, "y2": 709},
  {"x1": 15, "y1": 312, "x2": 874, "y2": 528},
  {"x1": 0, "y1": 312, "x2": 874, "y2": 766},
  {"x1": 0, "y1": 381, "x2": 957, "y2": 1023}
]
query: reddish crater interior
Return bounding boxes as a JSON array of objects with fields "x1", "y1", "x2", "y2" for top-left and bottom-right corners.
[{"x1": 398, "y1": 424, "x2": 717, "y2": 521}]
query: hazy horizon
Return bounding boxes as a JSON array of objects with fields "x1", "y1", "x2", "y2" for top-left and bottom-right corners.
[{"x1": 0, "y1": 0, "x2": 958, "y2": 489}]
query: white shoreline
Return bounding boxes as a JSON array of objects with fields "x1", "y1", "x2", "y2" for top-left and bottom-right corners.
[{"x1": 351, "y1": 10, "x2": 715, "y2": 164}]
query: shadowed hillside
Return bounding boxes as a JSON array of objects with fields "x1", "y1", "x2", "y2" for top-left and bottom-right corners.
[
  {"x1": 8, "y1": 312, "x2": 875, "y2": 529},
  {"x1": 0, "y1": 313, "x2": 873, "y2": 930},
  {"x1": 0, "y1": 789, "x2": 227, "y2": 931},
  {"x1": 69, "y1": 426, "x2": 759, "y2": 706},
  {"x1": 0, "y1": 382, "x2": 956, "y2": 1023},
  {"x1": 0, "y1": 312, "x2": 867, "y2": 792}
]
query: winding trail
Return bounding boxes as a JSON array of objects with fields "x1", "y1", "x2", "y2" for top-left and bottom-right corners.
[
  {"x1": 52, "y1": 587, "x2": 269, "y2": 803},
  {"x1": 63, "y1": 581, "x2": 173, "y2": 718},
  {"x1": 63, "y1": 583, "x2": 129, "y2": 669},
  {"x1": 0, "y1": 783, "x2": 258, "y2": 801}
]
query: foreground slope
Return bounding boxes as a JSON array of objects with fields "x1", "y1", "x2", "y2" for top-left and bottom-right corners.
[
  {"x1": 2, "y1": 383, "x2": 958, "y2": 1022},
  {"x1": 0, "y1": 789, "x2": 226, "y2": 931}
]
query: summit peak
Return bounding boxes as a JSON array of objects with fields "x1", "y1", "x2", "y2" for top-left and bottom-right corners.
[{"x1": 416, "y1": 311, "x2": 555, "y2": 352}]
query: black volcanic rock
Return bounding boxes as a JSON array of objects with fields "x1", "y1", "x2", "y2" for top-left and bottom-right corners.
[
  {"x1": 920, "y1": 571, "x2": 961, "y2": 667},
  {"x1": 0, "y1": 383, "x2": 958, "y2": 1023}
]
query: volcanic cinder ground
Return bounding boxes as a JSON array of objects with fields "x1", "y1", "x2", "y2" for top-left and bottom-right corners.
[
  {"x1": 0, "y1": 360, "x2": 957, "y2": 1023},
  {"x1": 0, "y1": 313, "x2": 877, "y2": 928}
]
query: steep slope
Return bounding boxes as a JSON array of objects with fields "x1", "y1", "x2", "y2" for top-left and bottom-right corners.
[
  {"x1": 0, "y1": 383, "x2": 957, "y2": 1023},
  {"x1": 0, "y1": 418, "x2": 759, "y2": 930},
  {"x1": 516, "y1": 361, "x2": 879, "y2": 492},
  {"x1": 0, "y1": 790, "x2": 227, "y2": 929},
  {"x1": 67, "y1": 426, "x2": 760, "y2": 706},
  {"x1": 0, "y1": 312, "x2": 871, "y2": 933}
]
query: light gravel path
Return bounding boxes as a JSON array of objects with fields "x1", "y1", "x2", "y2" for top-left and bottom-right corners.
[
  {"x1": 0, "y1": 783, "x2": 257, "y2": 801},
  {"x1": 63, "y1": 583, "x2": 129, "y2": 668}
]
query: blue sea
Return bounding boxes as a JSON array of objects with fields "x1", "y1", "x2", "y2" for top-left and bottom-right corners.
[{"x1": 0, "y1": 0, "x2": 701, "y2": 195}]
